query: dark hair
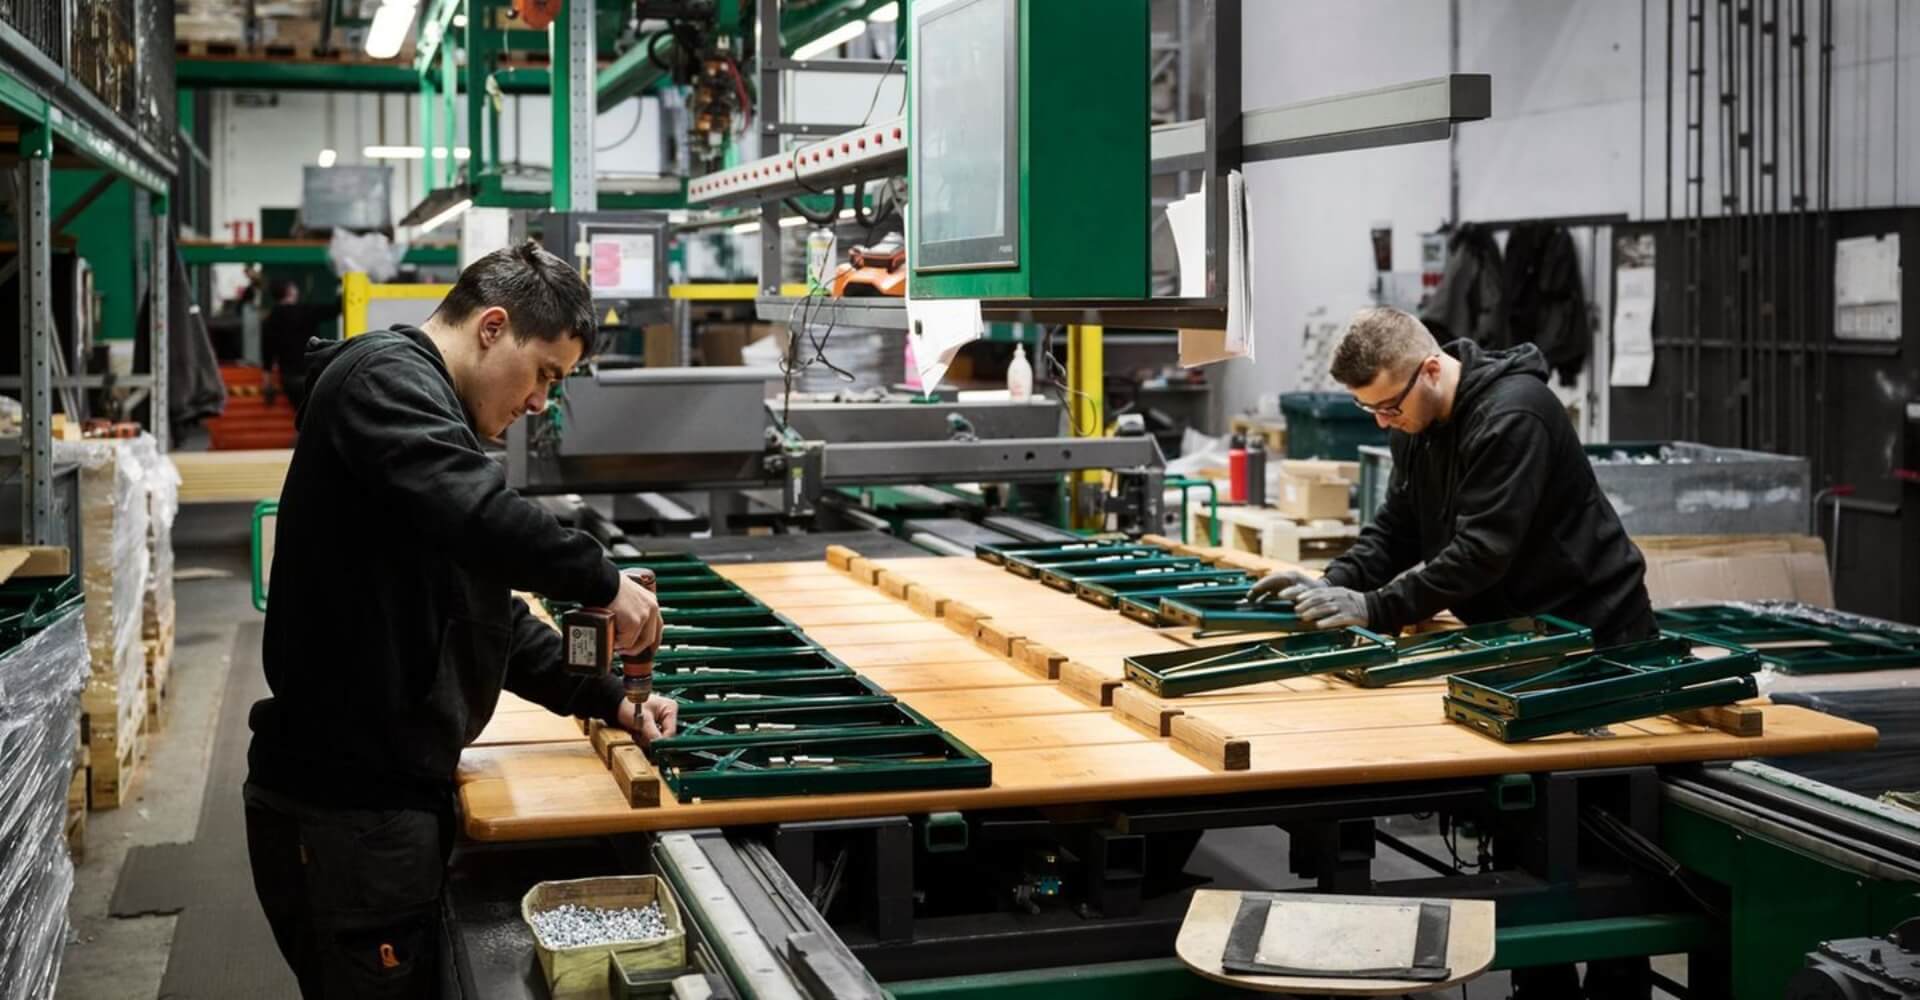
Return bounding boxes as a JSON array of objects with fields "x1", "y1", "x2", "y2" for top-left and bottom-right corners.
[
  {"x1": 1329, "y1": 306, "x2": 1439, "y2": 387},
  {"x1": 430, "y1": 239, "x2": 596, "y2": 347}
]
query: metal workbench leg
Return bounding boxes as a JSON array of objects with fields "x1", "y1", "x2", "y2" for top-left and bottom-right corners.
[
  {"x1": 1286, "y1": 818, "x2": 1377, "y2": 892},
  {"x1": 17, "y1": 128, "x2": 53, "y2": 544}
]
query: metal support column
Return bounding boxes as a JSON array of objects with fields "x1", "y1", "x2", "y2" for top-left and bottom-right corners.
[
  {"x1": 465, "y1": 0, "x2": 488, "y2": 184},
  {"x1": 1202, "y1": 0, "x2": 1242, "y2": 298},
  {"x1": 16, "y1": 126, "x2": 53, "y2": 543},
  {"x1": 441, "y1": 41, "x2": 459, "y2": 188},
  {"x1": 151, "y1": 194, "x2": 170, "y2": 451},
  {"x1": 757, "y1": 0, "x2": 783, "y2": 296},
  {"x1": 421, "y1": 70, "x2": 439, "y2": 195},
  {"x1": 552, "y1": 0, "x2": 597, "y2": 211}
]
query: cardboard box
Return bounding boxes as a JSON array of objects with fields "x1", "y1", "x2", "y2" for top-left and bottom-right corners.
[
  {"x1": 698, "y1": 322, "x2": 786, "y2": 366},
  {"x1": 1274, "y1": 461, "x2": 1354, "y2": 521},
  {"x1": 643, "y1": 323, "x2": 678, "y2": 367},
  {"x1": 1635, "y1": 534, "x2": 1833, "y2": 608}
]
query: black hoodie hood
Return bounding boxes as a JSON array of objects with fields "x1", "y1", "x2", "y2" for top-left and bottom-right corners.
[{"x1": 1446, "y1": 338, "x2": 1550, "y2": 416}]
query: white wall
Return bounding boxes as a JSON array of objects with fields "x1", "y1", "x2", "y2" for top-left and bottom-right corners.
[{"x1": 1220, "y1": 0, "x2": 1919, "y2": 420}]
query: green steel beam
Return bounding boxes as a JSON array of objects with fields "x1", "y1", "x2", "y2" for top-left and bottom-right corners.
[
  {"x1": 0, "y1": 74, "x2": 169, "y2": 193},
  {"x1": 176, "y1": 59, "x2": 424, "y2": 93},
  {"x1": 412, "y1": 0, "x2": 465, "y2": 73},
  {"x1": 179, "y1": 243, "x2": 458, "y2": 267},
  {"x1": 597, "y1": 40, "x2": 671, "y2": 111},
  {"x1": 494, "y1": 68, "x2": 551, "y2": 94}
]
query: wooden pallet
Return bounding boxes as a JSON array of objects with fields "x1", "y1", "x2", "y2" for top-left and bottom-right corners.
[
  {"x1": 88, "y1": 714, "x2": 148, "y2": 810},
  {"x1": 83, "y1": 670, "x2": 150, "y2": 810},
  {"x1": 66, "y1": 767, "x2": 88, "y2": 862},
  {"x1": 1192, "y1": 507, "x2": 1359, "y2": 567},
  {"x1": 143, "y1": 624, "x2": 174, "y2": 736}
]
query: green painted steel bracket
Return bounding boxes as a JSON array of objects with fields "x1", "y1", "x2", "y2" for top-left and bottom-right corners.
[
  {"x1": 1115, "y1": 583, "x2": 1266, "y2": 626},
  {"x1": 656, "y1": 728, "x2": 992, "y2": 802},
  {"x1": 977, "y1": 540, "x2": 1156, "y2": 571},
  {"x1": 1074, "y1": 570, "x2": 1255, "y2": 608},
  {"x1": 655, "y1": 625, "x2": 819, "y2": 662},
  {"x1": 1447, "y1": 634, "x2": 1759, "y2": 719},
  {"x1": 1035, "y1": 556, "x2": 1203, "y2": 590},
  {"x1": 1153, "y1": 593, "x2": 1311, "y2": 634},
  {"x1": 413, "y1": 0, "x2": 466, "y2": 72},
  {"x1": 658, "y1": 674, "x2": 893, "y2": 709},
  {"x1": 1338, "y1": 615, "x2": 1593, "y2": 688},
  {"x1": 0, "y1": 72, "x2": 168, "y2": 193},
  {"x1": 652, "y1": 648, "x2": 850, "y2": 687},
  {"x1": 179, "y1": 242, "x2": 458, "y2": 267},
  {"x1": 1443, "y1": 634, "x2": 1761, "y2": 742},
  {"x1": 1655, "y1": 604, "x2": 1920, "y2": 675},
  {"x1": 657, "y1": 700, "x2": 939, "y2": 750},
  {"x1": 1124, "y1": 628, "x2": 1398, "y2": 698}
]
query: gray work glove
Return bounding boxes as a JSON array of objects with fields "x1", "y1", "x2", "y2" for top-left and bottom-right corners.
[
  {"x1": 1248, "y1": 569, "x2": 1325, "y2": 603},
  {"x1": 1293, "y1": 586, "x2": 1370, "y2": 629}
]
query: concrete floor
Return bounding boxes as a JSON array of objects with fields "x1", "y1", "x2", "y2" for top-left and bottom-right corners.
[
  {"x1": 58, "y1": 547, "x2": 253, "y2": 999},
  {"x1": 50, "y1": 538, "x2": 1683, "y2": 999}
]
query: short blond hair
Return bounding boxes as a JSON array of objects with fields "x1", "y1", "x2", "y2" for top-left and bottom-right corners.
[{"x1": 1330, "y1": 307, "x2": 1439, "y2": 388}]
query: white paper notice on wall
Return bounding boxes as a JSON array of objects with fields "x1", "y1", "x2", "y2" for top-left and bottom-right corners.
[
  {"x1": 905, "y1": 296, "x2": 984, "y2": 390},
  {"x1": 1609, "y1": 265, "x2": 1657, "y2": 387},
  {"x1": 1165, "y1": 186, "x2": 1207, "y2": 297},
  {"x1": 1176, "y1": 170, "x2": 1256, "y2": 368},
  {"x1": 1834, "y1": 234, "x2": 1901, "y2": 342}
]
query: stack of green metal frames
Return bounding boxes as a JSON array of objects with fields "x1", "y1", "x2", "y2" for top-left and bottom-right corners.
[
  {"x1": 1150, "y1": 592, "x2": 1312, "y2": 633},
  {"x1": 974, "y1": 538, "x2": 1255, "y2": 609},
  {"x1": 544, "y1": 551, "x2": 993, "y2": 803},
  {"x1": 1338, "y1": 615, "x2": 1593, "y2": 688},
  {"x1": 1074, "y1": 568, "x2": 1255, "y2": 609},
  {"x1": 1444, "y1": 634, "x2": 1760, "y2": 742},
  {"x1": 0, "y1": 574, "x2": 83, "y2": 650},
  {"x1": 1123, "y1": 629, "x2": 1399, "y2": 697},
  {"x1": 1115, "y1": 582, "x2": 1266, "y2": 626},
  {"x1": 1654, "y1": 604, "x2": 1920, "y2": 675}
]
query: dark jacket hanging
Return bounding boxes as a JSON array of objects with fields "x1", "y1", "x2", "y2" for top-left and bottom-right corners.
[
  {"x1": 1500, "y1": 222, "x2": 1590, "y2": 383},
  {"x1": 1418, "y1": 224, "x2": 1505, "y2": 346}
]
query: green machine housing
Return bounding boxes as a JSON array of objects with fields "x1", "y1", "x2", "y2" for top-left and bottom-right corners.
[{"x1": 908, "y1": 0, "x2": 1149, "y2": 299}]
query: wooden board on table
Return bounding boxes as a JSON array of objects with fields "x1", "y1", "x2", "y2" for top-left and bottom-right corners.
[
  {"x1": 456, "y1": 702, "x2": 1873, "y2": 842},
  {"x1": 1176, "y1": 890, "x2": 1495, "y2": 996},
  {"x1": 799, "y1": 621, "x2": 958, "y2": 648},
  {"x1": 472, "y1": 710, "x2": 591, "y2": 747},
  {"x1": 855, "y1": 660, "x2": 1050, "y2": 693},
  {"x1": 899, "y1": 684, "x2": 1102, "y2": 722},
  {"x1": 778, "y1": 603, "x2": 931, "y2": 628}
]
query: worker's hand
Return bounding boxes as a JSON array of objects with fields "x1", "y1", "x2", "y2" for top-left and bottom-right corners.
[
  {"x1": 1249, "y1": 569, "x2": 1325, "y2": 603},
  {"x1": 1293, "y1": 586, "x2": 1370, "y2": 629},
  {"x1": 619, "y1": 695, "x2": 679, "y2": 746},
  {"x1": 609, "y1": 570, "x2": 663, "y2": 656}
]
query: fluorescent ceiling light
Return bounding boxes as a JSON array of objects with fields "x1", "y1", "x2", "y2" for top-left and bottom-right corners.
[
  {"x1": 867, "y1": 3, "x2": 899, "y2": 23},
  {"x1": 414, "y1": 197, "x2": 473, "y2": 236},
  {"x1": 730, "y1": 222, "x2": 760, "y2": 235},
  {"x1": 793, "y1": 20, "x2": 868, "y2": 60},
  {"x1": 452, "y1": 13, "x2": 467, "y2": 27},
  {"x1": 316, "y1": 148, "x2": 337, "y2": 167},
  {"x1": 363, "y1": 144, "x2": 471, "y2": 160},
  {"x1": 778, "y1": 215, "x2": 810, "y2": 228},
  {"x1": 364, "y1": 0, "x2": 419, "y2": 60}
]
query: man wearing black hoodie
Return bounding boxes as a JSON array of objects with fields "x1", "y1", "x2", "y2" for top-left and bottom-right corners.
[
  {"x1": 245, "y1": 241, "x2": 675, "y2": 998},
  {"x1": 1252, "y1": 306, "x2": 1655, "y2": 1000},
  {"x1": 1252, "y1": 305, "x2": 1654, "y2": 645}
]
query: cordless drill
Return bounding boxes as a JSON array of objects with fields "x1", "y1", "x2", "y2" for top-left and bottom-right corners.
[{"x1": 561, "y1": 568, "x2": 658, "y2": 703}]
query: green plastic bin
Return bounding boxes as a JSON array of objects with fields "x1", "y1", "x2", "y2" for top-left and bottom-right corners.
[{"x1": 1280, "y1": 392, "x2": 1386, "y2": 460}]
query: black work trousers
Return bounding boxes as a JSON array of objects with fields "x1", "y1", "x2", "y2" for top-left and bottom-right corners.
[{"x1": 243, "y1": 781, "x2": 454, "y2": 999}]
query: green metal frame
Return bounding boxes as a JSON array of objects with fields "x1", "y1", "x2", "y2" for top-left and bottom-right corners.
[
  {"x1": 178, "y1": 243, "x2": 458, "y2": 267},
  {"x1": 1123, "y1": 628, "x2": 1398, "y2": 698},
  {"x1": 656, "y1": 626, "x2": 819, "y2": 662},
  {"x1": 1166, "y1": 476, "x2": 1220, "y2": 545},
  {"x1": 652, "y1": 648, "x2": 852, "y2": 687},
  {"x1": 1654, "y1": 604, "x2": 1920, "y2": 675},
  {"x1": 1034, "y1": 556, "x2": 1202, "y2": 590},
  {"x1": 977, "y1": 540, "x2": 1150, "y2": 570},
  {"x1": 658, "y1": 674, "x2": 895, "y2": 710},
  {"x1": 1338, "y1": 616, "x2": 1593, "y2": 688},
  {"x1": 1441, "y1": 634, "x2": 1761, "y2": 742},
  {"x1": 1114, "y1": 583, "x2": 1262, "y2": 626},
  {"x1": 656, "y1": 728, "x2": 992, "y2": 802},
  {"x1": 1152, "y1": 593, "x2": 1311, "y2": 634},
  {"x1": 251, "y1": 500, "x2": 277, "y2": 612},
  {"x1": 1073, "y1": 569, "x2": 1254, "y2": 608},
  {"x1": 656, "y1": 700, "x2": 939, "y2": 750},
  {"x1": 1446, "y1": 635, "x2": 1759, "y2": 719}
]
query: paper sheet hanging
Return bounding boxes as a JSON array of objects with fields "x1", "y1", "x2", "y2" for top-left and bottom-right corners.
[
  {"x1": 1609, "y1": 265, "x2": 1656, "y2": 388},
  {"x1": 1175, "y1": 170, "x2": 1256, "y2": 368},
  {"x1": 905, "y1": 297, "x2": 984, "y2": 390},
  {"x1": 1834, "y1": 234, "x2": 1901, "y2": 342}
]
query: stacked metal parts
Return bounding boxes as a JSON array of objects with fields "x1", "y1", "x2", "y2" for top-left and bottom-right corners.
[
  {"x1": 544, "y1": 553, "x2": 990, "y2": 803},
  {"x1": 0, "y1": 585, "x2": 90, "y2": 995},
  {"x1": 2, "y1": 0, "x2": 176, "y2": 150}
]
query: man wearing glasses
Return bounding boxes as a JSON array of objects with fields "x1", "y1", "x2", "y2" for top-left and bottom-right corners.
[{"x1": 1252, "y1": 306, "x2": 1655, "y2": 648}]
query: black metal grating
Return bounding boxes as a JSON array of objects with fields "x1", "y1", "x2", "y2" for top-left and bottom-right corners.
[{"x1": 0, "y1": 0, "x2": 65, "y2": 68}]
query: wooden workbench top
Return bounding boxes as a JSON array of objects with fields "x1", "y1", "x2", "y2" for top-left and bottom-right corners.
[{"x1": 459, "y1": 551, "x2": 1878, "y2": 842}]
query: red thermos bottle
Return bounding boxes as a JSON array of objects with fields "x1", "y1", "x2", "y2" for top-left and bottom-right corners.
[{"x1": 1228, "y1": 433, "x2": 1248, "y2": 503}]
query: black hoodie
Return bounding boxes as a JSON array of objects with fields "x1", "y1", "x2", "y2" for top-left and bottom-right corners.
[
  {"x1": 248, "y1": 326, "x2": 627, "y2": 810},
  {"x1": 1325, "y1": 339, "x2": 1654, "y2": 644}
]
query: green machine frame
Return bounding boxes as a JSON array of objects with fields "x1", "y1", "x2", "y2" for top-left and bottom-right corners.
[{"x1": 908, "y1": 0, "x2": 1149, "y2": 299}]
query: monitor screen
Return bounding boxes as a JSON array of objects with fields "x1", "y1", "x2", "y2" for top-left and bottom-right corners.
[{"x1": 912, "y1": 0, "x2": 1019, "y2": 271}]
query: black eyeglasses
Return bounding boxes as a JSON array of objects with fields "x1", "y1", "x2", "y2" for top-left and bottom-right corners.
[{"x1": 1353, "y1": 355, "x2": 1437, "y2": 417}]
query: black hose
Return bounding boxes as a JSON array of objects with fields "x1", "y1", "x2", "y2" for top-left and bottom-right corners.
[{"x1": 783, "y1": 187, "x2": 844, "y2": 226}]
